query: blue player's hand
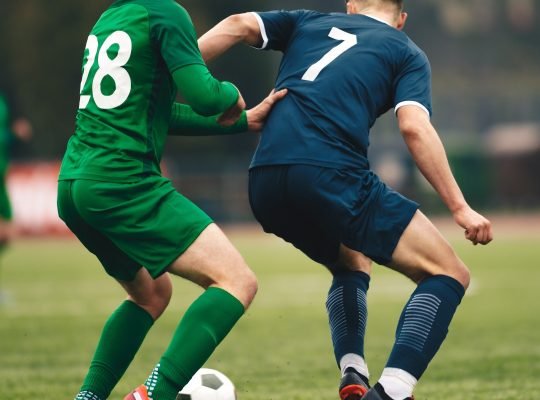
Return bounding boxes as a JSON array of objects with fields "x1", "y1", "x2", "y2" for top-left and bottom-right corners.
[
  {"x1": 246, "y1": 89, "x2": 288, "y2": 132},
  {"x1": 453, "y1": 206, "x2": 493, "y2": 245}
]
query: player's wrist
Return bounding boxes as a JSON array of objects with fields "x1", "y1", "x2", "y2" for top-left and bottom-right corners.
[
  {"x1": 449, "y1": 201, "x2": 470, "y2": 216},
  {"x1": 238, "y1": 111, "x2": 248, "y2": 131},
  {"x1": 223, "y1": 81, "x2": 241, "y2": 109}
]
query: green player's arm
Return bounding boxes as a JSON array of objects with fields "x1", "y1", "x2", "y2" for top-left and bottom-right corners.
[
  {"x1": 169, "y1": 88, "x2": 287, "y2": 136},
  {"x1": 198, "y1": 13, "x2": 262, "y2": 63},
  {"x1": 172, "y1": 64, "x2": 239, "y2": 117},
  {"x1": 169, "y1": 103, "x2": 247, "y2": 136}
]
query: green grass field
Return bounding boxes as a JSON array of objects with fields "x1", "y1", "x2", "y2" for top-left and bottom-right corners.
[{"x1": 1, "y1": 223, "x2": 539, "y2": 399}]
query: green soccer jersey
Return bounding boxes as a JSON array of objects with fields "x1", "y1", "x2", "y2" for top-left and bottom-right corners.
[
  {"x1": 59, "y1": 0, "x2": 237, "y2": 182},
  {"x1": 0, "y1": 94, "x2": 11, "y2": 171}
]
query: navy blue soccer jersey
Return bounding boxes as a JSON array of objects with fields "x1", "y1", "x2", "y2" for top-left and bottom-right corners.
[{"x1": 250, "y1": 10, "x2": 432, "y2": 170}]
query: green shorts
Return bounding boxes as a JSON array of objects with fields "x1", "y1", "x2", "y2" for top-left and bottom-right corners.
[{"x1": 57, "y1": 177, "x2": 213, "y2": 281}]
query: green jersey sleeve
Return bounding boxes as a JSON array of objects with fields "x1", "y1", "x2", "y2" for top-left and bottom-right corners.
[
  {"x1": 169, "y1": 103, "x2": 247, "y2": 136},
  {"x1": 150, "y1": 3, "x2": 239, "y2": 115},
  {"x1": 150, "y1": 1, "x2": 204, "y2": 72},
  {"x1": 173, "y1": 65, "x2": 239, "y2": 116}
]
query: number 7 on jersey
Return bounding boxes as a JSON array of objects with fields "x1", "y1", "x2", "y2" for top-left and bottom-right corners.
[{"x1": 302, "y1": 27, "x2": 357, "y2": 82}]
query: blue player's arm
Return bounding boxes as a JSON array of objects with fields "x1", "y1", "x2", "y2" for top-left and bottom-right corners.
[
  {"x1": 397, "y1": 106, "x2": 492, "y2": 245},
  {"x1": 198, "y1": 13, "x2": 263, "y2": 62}
]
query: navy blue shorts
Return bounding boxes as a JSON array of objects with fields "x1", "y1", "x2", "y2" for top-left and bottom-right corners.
[{"x1": 248, "y1": 165, "x2": 419, "y2": 266}]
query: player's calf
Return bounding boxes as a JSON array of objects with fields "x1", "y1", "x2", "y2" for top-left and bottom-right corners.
[{"x1": 119, "y1": 268, "x2": 173, "y2": 320}]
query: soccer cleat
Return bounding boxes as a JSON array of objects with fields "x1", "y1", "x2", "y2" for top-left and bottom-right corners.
[
  {"x1": 361, "y1": 383, "x2": 414, "y2": 400},
  {"x1": 339, "y1": 367, "x2": 370, "y2": 400},
  {"x1": 124, "y1": 384, "x2": 152, "y2": 400}
]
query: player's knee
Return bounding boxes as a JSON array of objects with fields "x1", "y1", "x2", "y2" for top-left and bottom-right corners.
[
  {"x1": 155, "y1": 281, "x2": 173, "y2": 314},
  {"x1": 148, "y1": 296, "x2": 171, "y2": 320},
  {"x1": 412, "y1": 253, "x2": 470, "y2": 290},
  {"x1": 451, "y1": 260, "x2": 471, "y2": 290},
  {"x1": 131, "y1": 296, "x2": 170, "y2": 320},
  {"x1": 431, "y1": 256, "x2": 470, "y2": 290},
  {"x1": 244, "y1": 269, "x2": 259, "y2": 307},
  {"x1": 229, "y1": 266, "x2": 258, "y2": 309},
  {"x1": 136, "y1": 280, "x2": 173, "y2": 320}
]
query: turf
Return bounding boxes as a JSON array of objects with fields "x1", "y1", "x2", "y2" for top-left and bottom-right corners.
[{"x1": 0, "y1": 226, "x2": 539, "y2": 399}]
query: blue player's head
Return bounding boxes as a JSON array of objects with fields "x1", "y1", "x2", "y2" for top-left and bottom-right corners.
[{"x1": 345, "y1": 0, "x2": 408, "y2": 30}]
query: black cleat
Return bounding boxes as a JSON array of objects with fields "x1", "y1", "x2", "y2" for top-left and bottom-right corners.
[
  {"x1": 339, "y1": 367, "x2": 370, "y2": 400},
  {"x1": 361, "y1": 383, "x2": 414, "y2": 400}
]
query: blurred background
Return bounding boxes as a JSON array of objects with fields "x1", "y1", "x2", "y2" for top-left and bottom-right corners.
[
  {"x1": 2, "y1": 4, "x2": 539, "y2": 398},
  {"x1": 0, "y1": 0, "x2": 539, "y2": 233}
]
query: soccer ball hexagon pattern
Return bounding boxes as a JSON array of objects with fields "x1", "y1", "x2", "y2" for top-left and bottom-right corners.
[{"x1": 177, "y1": 368, "x2": 236, "y2": 400}]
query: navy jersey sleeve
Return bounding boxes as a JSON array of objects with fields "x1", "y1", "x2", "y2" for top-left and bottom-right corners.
[
  {"x1": 393, "y1": 42, "x2": 433, "y2": 117},
  {"x1": 251, "y1": 10, "x2": 307, "y2": 51}
]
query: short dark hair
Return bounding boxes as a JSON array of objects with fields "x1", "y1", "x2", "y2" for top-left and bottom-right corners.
[
  {"x1": 347, "y1": 0, "x2": 404, "y2": 12},
  {"x1": 382, "y1": 0, "x2": 404, "y2": 11}
]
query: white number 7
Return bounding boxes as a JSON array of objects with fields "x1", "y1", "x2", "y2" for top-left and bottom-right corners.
[{"x1": 302, "y1": 27, "x2": 357, "y2": 82}]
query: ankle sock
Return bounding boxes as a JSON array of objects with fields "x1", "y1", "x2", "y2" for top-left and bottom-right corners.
[
  {"x1": 74, "y1": 390, "x2": 102, "y2": 400},
  {"x1": 340, "y1": 353, "x2": 370, "y2": 380},
  {"x1": 378, "y1": 368, "x2": 417, "y2": 399}
]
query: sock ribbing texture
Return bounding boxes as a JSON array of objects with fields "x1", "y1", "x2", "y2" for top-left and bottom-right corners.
[
  {"x1": 326, "y1": 271, "x2": 370, "y2": 375},
  {"x1": 385, "y1": 275, "x2": 465, "y2": 379},
  {"x1": 74, "y1": 390, "x2": 102, "y2": 400}
]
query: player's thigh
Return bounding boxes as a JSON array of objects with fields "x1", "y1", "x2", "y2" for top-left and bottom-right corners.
[
  {"x1": 167, "y1": 223, "x2": 257, "y2": 308},
  {"x1": 388, "y1": 210, "x2": 470, "y2": 287},
  {"x1": 331, "y1": 243, "x2": 373, "y2": 276},
  {"x1": 71, "y1": 177, "x2": 216, "y2": 280}
]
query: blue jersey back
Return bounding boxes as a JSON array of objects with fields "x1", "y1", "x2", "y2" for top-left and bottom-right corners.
[{"x1": 250, "y1": 10, "x2": 432, "y2": 170}]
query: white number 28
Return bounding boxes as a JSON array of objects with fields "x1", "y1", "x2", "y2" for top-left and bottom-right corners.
[
  {"x1": 302, "y1": 27, "x2": 357, "y2": 82},
  {"x1": 79, "y1": 31, "x2": 132, "y2": 110}
]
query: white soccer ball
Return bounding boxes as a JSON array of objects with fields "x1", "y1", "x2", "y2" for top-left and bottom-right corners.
[{"x1": 177, "y1": 368, "x2": 236, "y2": 400}]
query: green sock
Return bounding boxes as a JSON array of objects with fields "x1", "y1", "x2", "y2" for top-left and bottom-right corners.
[
  {"x1": 147, "y1": 287, "x2": 244, "y2": 399},
  {"x1": 78, "y1": 300, "x2": 154, "y2": 399}
]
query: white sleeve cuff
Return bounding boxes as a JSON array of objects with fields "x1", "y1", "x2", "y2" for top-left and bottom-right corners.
[
  {"x1": 394, "y1": 101, "x2": 430, "y2": 118},
  {"x1": 249, "y1": 12, "x2": 268, "y2": 50}
]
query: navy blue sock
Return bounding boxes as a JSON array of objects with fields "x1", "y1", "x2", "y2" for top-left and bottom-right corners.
[
  {"x1": 386, "y1": 275, "x2": 465, "y2": 379},
  {"x1": 326, "y1": 271, "x2": 370, "y2": 367}
]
